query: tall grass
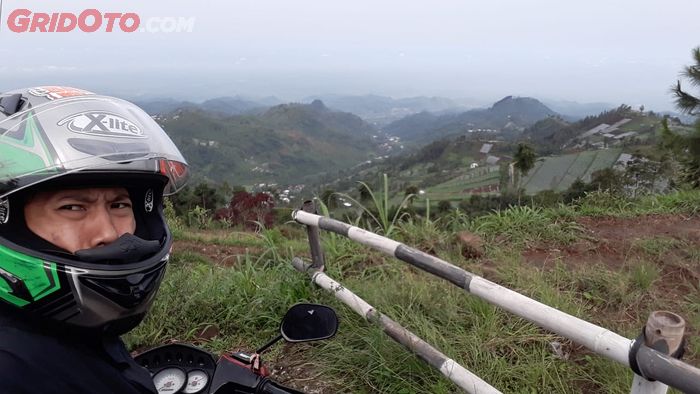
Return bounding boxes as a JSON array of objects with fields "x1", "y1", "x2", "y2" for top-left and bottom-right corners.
[
  {"x1": 337, "y1": 174, "x2": 414, "y2": 237},
  {"x1": 471, "y1": 205, "x2": 584, "y2": 247},
  {"x1": 554, "y1": 189, "x2": 700, "y2": 218}
]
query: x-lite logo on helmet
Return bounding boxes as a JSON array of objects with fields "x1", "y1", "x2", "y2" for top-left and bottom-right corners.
[{"x1": 58, "y1": 111, "x2": 145, "y2": 138}]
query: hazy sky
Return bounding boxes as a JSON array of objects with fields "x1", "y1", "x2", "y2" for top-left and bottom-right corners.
[{"x1": 1, "y1": 0, "x2": 699, "y2": 110}]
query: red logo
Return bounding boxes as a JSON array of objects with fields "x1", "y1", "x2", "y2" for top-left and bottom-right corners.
[{"x1": 7, "y1": 9, "x2": 140, "y2": 33}]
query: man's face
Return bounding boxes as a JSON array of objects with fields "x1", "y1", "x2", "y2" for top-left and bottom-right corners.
[{"x1": 24, "y1": 187, "x2": 136, "y2": 254}]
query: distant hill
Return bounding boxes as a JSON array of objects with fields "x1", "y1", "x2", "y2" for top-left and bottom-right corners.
[
  {"x1": 520, "y1": 105, "x2": 697, "y2": 154},
  {"x1": 136, "y1": 99, "x2": 199, "y2": 115},
  {"x1": 384, "y1": 96, "x2": 557, "y2": 144},
  {"x1": 156, "y1": 100, "x2": 381, "y2": 185},
  {"x1": 199, "y1": 97, "x2": 272, "y2": 116},
  {"x1": 541, "y1": 100, "x2": 616, "y2": 120},
  {"x1": 135, "y1": 96, "x2": 283, "y2": 116},
  {"x1": 303, "y1": 94, "x2": 468, "y2": 125}
]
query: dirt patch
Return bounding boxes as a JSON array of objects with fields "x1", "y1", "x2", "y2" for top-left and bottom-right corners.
[
  {"x1": 267, "y1": 344, "x2": 339, "y2": 394},
  {"x1": 522, "y1": 214, "x2": 700, "y2": 271},
  {"x1": 173, "y1": 240, "x2": 261, "y2": 266},
  {"x1": 521, "y1": 213, "x2": 700, "y2": 362}
]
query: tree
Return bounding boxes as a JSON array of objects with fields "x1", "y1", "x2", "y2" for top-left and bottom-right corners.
[
  {"x1": 623, "y1": 154, "x2": 654, "y2": 196},
  {"x1": 404, "y1": 185, "x2": 419, "y2": 204},
  {"x1": 320, "y1": 189, "x2": 337, "y2": 209},
  {"x1": 192, "y1": 182, "x2": 225, "y2": 211},
  {"x1": 663, "y1": 47, "x2": 700, "y2": 188},
  {"x1": 437, "y1": 200, "x2": 452, "y2": 213},
  {"x1": 512, "y1": 143, "x2": 537, "y2": 189},
  {"x1": 588, "y1": 168, "x2": 625, "y2": 195},
  {"x1": 214, "y1": 191, "x2": 275, "y2": 230},
  {"x1": 671, "y1": 47, "x2": 700, "y2": 116},
  {"x1": 357, "y1": 182, "x2": 372, "y2": 202}
]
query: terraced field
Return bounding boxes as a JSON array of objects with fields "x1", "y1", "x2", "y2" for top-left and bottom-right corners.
[
  {"x1": 419, "y1": 149, "x2": 624, "y2": 201},
  {"x1": 424, "y1": 166, "x2": 500, "y2": 200},
  {"x1": 522, "y1": 148, "x2": 622, "y2": 194}
]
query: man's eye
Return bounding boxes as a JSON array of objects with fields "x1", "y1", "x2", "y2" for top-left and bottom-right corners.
[
  {"x1": 112, "y1": 202, "x2": 132, "y2": 209},
  {"x1": 60, "y1": 205, "x2": 84, "y2": 211}
]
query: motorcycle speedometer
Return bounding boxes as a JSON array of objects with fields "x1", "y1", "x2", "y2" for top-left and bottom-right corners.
[
  {"x1": 183, "y1": 370, "x2": 208, "y2": 393},
  {"x1": 153, "y1": 367, "x2": 186, "y2": 393}
]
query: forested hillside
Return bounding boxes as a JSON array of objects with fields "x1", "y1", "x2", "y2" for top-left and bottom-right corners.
[{"x1": 156, "y1": 100, "x2": 382, "y2": 185}]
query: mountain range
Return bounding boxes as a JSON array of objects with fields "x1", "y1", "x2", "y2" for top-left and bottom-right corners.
[
  {"x1": 384, "y1": 96, "x2": 557, "y2": 144},
  {"x1": 155, "y1": 100, "x2": 381, "y2": 185},
  {"x1": 135, "y1": 96, "x2": 282, "y2": 116}
]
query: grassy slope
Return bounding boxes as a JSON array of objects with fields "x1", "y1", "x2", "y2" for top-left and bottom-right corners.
[{"x1": 126, "y1": 190, "x2": 700, "y2": 393}]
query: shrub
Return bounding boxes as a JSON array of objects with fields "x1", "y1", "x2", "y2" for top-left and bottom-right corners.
[{"x1": 215, "y1": 191, "x2": 276, "y2": 230}]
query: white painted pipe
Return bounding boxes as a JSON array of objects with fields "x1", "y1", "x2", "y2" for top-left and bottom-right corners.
[
  {"x1": 468, "y1": 277, "x2": 632, "y2": 366},
  {"x1": 293, "y1": 210, "x2": 633, "y2": 365},
  {"x1": 292, "y1": 258, "x2": 502, "y2": 394}
]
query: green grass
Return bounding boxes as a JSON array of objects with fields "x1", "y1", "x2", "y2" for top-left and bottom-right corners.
[
  {"x1": 126, "y1": 189, "x2": 700, "y2": 393},
  {"x1": 471, "y1": 205, "x2": 584, "y2": 247}
]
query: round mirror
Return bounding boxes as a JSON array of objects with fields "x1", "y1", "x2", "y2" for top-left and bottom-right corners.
[{"x1": 280, "y1": 303, "x2": 338, "y2": 342}]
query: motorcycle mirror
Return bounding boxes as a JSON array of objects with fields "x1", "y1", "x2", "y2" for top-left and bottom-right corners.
[
  {"x1": 255, "y1": 303, "x2": 339, "y2": 354},
  {"x1": 280, "y1": 303, "x2": 338, "y2": 342}
]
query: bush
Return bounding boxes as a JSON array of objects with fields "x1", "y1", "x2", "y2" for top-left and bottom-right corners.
[
  {"x1": 215, "y1": 191, "x2": 275, "y2": 230},
  {"x1": 437, "y1": 200, "x2": 452, "y2": 213},
  {"x1": 187, "y1": 206, "x2": 212, "y2": 229},
  {"x1": 163, "y1": 198, "x2": 185, "y2": 236}
]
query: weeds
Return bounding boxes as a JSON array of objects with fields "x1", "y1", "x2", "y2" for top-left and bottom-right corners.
[
  {"x1": 628, "y1": 260, "x2": 660, "y2": 291},
  {"x1": 337, "y1": 173, "x2": 414, "y2": 237},
  {"x1": 471, "y1": 205, "x2": 583, "y2": 247}
]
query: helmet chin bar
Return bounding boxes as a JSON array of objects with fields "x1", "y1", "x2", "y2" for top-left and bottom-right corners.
[{"x1": 74, "y1": 233, "x2": 161, "y2": 264}]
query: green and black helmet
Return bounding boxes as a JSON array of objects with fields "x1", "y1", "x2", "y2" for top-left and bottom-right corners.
[{"x1": 0, "y1": 86, "x2": 189, "y2": 335}]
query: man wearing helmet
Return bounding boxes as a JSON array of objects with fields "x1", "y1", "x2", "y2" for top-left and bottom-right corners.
[{"x1": 0, "y1": 86, "x2": 189, "y2": 393}]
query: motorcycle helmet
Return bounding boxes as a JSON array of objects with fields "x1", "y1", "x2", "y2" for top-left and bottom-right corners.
[{"x1": 0, "y1": 86, "x2": 189, "y2": 335}]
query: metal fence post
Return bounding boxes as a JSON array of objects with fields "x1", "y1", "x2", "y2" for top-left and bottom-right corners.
[
  {"x1": 301, "y1": 200, "x2": 325, "y2": 269},
  {"x1": 630, "y1": 311, "x2": 687, "y2": 394}
]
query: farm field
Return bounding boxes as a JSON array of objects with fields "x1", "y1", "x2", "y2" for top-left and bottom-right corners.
[
  {"x1": 126, "y1": 191, "x2": 700, "y2": 393},
  {"x1": 424, "y1": 166, "x2": 500, "y2": 200},
  {"x1": 416, "y1": 149, "x2": 624, "y2": 203},
  {"x1": 522, "y1": 148, "x2": 622, "y2": 194}
]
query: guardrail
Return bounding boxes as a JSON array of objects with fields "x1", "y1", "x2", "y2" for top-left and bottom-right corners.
[{"x1": 291, "y1": 203, "x2": 700, "y2": 394}]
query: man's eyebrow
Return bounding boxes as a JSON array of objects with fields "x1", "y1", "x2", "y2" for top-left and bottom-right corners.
[
  {"x1": 55, "y1": 194, "x2": 98, "y2": 203},
  {"x1": 112, "y1": 192, "x2": 132, "y2": 201},
  {"x1": 53, "y1": 192, "x2": 131, "y2": 203}
]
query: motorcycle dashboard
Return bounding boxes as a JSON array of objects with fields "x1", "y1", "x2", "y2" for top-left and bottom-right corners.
[{"x1": 135, "y1": 343, "x2": 217, "y2": 394}]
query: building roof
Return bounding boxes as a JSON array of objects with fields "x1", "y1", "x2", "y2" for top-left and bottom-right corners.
[
  {"x1": 614, "y1": 131, "x2": 638, "y2": 139},
  {"x1": 580, "y1": 124, "x2": 610, "y2": 139},
  {"x1": 485, "y1": 155, "x2": 500, "y2": 165},
  {"x1": 480, "y1": 143, "x2": 493, "y2": 154}
]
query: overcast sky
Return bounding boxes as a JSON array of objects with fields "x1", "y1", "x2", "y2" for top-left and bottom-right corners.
[{"x1": 1, "y1": 0, "x2": 699, "y2": 110}]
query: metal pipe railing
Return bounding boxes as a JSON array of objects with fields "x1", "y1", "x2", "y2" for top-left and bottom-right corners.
[
  {"x1": 291, "y1": 257, "x2": 502, "y2": 394},
  {"x1": 292, "y1": 210, "x2": 700, "y2": 393},
  {"x1": 301, "y1": 200, "x2": 325, "y2": 269}
]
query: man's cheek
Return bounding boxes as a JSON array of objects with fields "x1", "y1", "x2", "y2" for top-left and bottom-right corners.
[{"x1": 117, "y1": 216, "x2": 137, "y2": 235}]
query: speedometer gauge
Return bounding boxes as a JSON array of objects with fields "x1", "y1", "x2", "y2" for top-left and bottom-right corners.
[
  {"x1": 153, "y1": 368, "x2": 186, "y2": 393},
  {"x1": 183, "y1": 370, "x2": 209, "y2": 393}
]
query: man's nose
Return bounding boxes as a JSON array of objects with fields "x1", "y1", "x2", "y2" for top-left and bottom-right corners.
[{"x1": 87, "y1": 206, "x2": 120, "y2": 248}]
